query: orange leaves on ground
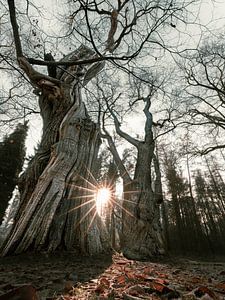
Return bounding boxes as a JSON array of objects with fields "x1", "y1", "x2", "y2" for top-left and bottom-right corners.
[
  {"x1": 143, "y1": 266, "x2": 153, "y2": 274},
  {"x1": 190, "y1": 276, "x2": 202, "y2": 284},
  {"x1": 125, "y1": 284, "x2": 146, "y2": 297},
  {"x1": 77, "y1": 255, "x2": 225, "y2": 299},
  {"x1": 191, "y1": 286, "x2": 218, "y2": 299},
  {"x1": 149, "y1": 281, "x2": 173, "y2": 294},
  {"x1": 155, "y1": 271, "x2": 168, "y2": 279},
  {"x1": 114, "y1": 274, "x2": 127, "y2": 285},
  {"x1": 215, "y1": 281, "x2": 225, "y2": 292},
  {"x1": 115, "y1": 259, "x2": 130, "y2": 265},
  {"x1": 95, "y1": 277, "x2": 110, "y2": 293}
]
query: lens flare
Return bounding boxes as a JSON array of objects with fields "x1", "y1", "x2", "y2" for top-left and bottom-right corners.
[
  {"x1": 95, "y1": 187, "x2": 111, "y2": 214},
  {"x1": 65, "y1": 169, "x2": 137, "y2": 232}
]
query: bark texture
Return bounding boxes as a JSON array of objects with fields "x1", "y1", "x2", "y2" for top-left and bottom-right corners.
[
  {"x1": 104, "y1": 95, "x2": 165, "y2": 260},
  {"x1": 121, "y1": 143, "x2": 164, "y2": 260},
  {"x1": 1, "y1": 46, "x2": 109, "y2": 256}
]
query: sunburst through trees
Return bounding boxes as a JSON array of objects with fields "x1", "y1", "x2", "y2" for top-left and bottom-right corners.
[
  {"x1": 95, "y1": 187, "x2": 111, "y2": 215},
  {"x1": 68, "y1": 171, "x2": 136, "y2": 238}
]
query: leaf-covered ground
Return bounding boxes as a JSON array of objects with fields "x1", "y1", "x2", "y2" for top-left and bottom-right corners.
[{"x1": 0, "y1": 252, "x2": 225, "y2": 299}]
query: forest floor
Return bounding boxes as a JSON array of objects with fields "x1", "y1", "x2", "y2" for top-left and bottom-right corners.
[{"x1": 0, "y1": 252, "x2": 225, "y2": 299}]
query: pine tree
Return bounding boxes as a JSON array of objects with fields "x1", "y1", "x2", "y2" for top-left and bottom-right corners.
[{"x1": 0, "y1": 122, "x2": 28, "y2": 225}]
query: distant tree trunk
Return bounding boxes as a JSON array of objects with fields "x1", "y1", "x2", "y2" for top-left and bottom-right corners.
[
  {"x1": 206, "y1": 158, "x2": 225, "y2": 214},
  {"x1": 195, "y1": 170, "x2": 215, "y2": 254},
  {"x1": 186, "y1": 154, "x2": 203, "y2": 252},
  {"x1": 161, "y1": 200, "x2": 170, "y2": 251},
  {"x1": 1, "y1": 46, "x2": 110, "y2": 256},
  {"x1": 163, "y1": 153, "x2": 186, "y2": 253},
  {"x1": 111, "y1": 208, "x2": 116, "y2": 249}
]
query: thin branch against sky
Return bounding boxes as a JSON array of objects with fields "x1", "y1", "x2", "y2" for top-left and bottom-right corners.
[{"x1": 1, "y1": 0, "x2": 225, "y2": 156}]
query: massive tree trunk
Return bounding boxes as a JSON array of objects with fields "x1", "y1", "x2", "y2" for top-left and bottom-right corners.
[
  {"x1": 1, "y1": 46, "x2": 110, "y2": 256},
  {"x1": 121, "y1": 142, "x2": 164, "y2": 260},
  {"x1": 103, "y1": 96, "x2": 165, "y2": 260}
]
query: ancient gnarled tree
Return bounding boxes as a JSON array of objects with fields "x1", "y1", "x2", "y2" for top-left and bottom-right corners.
[
  {"x1": 1, "y1": 1, "x2": 109, "y2": 255},
  {"x1": 1, "y1": 0, "x2": 196, "y2": 257}
]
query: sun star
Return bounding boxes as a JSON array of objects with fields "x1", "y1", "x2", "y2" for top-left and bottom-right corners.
[{"x1": 95, "y1": 187, "x2": 111, "y2": 214}]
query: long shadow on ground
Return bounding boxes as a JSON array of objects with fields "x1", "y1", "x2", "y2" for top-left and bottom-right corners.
[{"x1": 0, "y1": 251, "x2": 112, "y2": 298}]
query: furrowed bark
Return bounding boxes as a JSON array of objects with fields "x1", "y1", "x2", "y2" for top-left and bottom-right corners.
[
  {"x1": 105, "y1": 99, "x2": 165, "y2": 260},
  {"x1": 121, "y1": 142, "x2": 164, "y2": 260},
  {"x1": 1, "y1": 46, "x2": 109, "y2": 256}
]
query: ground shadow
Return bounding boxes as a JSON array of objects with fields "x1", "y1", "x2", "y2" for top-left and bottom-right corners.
[{"x1": 0, "y1": 251, "x2": 112, "y2": 298}]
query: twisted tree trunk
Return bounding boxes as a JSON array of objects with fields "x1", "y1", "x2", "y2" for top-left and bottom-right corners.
[
  {"x1": 103, "y1": 96, "x2": 165, "y2": 260},
  {"x1": 1, "y1": 46, "x2": 110, "y2": 256},
  {"x1": 121, "y1": 143, "x2": 164, "y2": 260}
]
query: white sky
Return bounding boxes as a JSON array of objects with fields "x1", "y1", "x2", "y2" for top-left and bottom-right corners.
[{"x1": 8, "y1": 0, "x2": 225, "y2": 156}]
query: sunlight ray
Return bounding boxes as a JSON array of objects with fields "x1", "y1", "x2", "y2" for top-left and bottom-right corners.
[
  {"x1": 85, "y1": 167, "x2": 99, "y2": 185},
  {"x1": 119, "y1": 197, "x2": 137, "y2": 205},
  {"x1": 58, "y1": 198, "x2": 95, "y2": 218},
  {"x1": 69, "y1": 194, "x2": 96, "y2": 200},
  {"x1": 123, "y1": 190, "x2": 141, "y2": 195},
  {"x1": 110, "y1": 197, "x2": 136, "y2": 219},
  {"x1": 110, "y1": 192, "x2": 137, "y2": 205},
  {"x1": 67, "y1": 183, "x2": 96, "y2": 193},
  {"x1": 77, "y1": 173, "x2": 97, "y2": 189},
  {"x1": 120, "y1": 170, "x2": 129, "y2": 178},
  {"x1": 74, "y1": 203, "x2": 96, "y2": 229},
  {"x1": 86, "y1": 210, "x2": 98, "y2": 234},
  {"x1": 67, "y1": 198, "x2": 95, "y2": 214},
  {"x1": 108, "y1": 174, "x2": 118, "y2": 187}
]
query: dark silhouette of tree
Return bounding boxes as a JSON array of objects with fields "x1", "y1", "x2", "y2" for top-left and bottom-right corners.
[
  {"x1": 162, "y1": 148, "x2": 225, "y2": 256},
  {"x1": 180, "y1": 38, "x2": 225, "y2": 155},
  {"x1": 163, "y1": 151, "x2": 187, "y2": 253},
  {"x1": 194, "y1": 169, "x2": 216, "y2": 254},
  {"x1": 0, "y1": 122, "x2": 28, "y2": 225}
]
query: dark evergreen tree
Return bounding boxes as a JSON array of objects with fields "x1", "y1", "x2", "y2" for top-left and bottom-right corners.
[
  {"x1": 0, "y1": 122, "x2": 28, "y2": 225},
  {"x1": 163, "y1": 152, "x2": 187, "y2": 253}
]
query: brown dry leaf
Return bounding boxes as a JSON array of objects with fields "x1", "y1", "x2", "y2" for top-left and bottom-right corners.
[
  {"x1": 143, "y1": 267, "x2": 153, "y2": 275},
  {"x1": 190, "y1": 277, "x2": 202, "y2": 284},
  {"x1": 154, "y1": 278, "x2": 169, "y2": 285},
  {"x1": 64, "y1": 280, "x2": 74, "y2": 293},
  {"x1": 155, "y1": 272, "x2": 168, "y2": 279},
  {"x1": 114, "y1": 275, "x2": 127, "y2": 285},
  {"x1": 115, "y1": 260, "x2": 128, "y2": 265},
  {"x1": 131, "y1": 273, "x2": 153, "y2": 281},
  {"x1": 215, "y1": 282, "x2": 225, "y2": 291},
  {"x1": 149, "y1": 281, "x2": 173, "y2": 295},
  {"x1": 126, "y1": 284, "x2": 146, "y2": 296},
  {"x1": 152, "y1": 282, "x2": 167, "y2": 293},
  {"x1": 126, "y1": 272, "x2": 138, "y2": 281},
  {"x1": 95, "y1": 277, "x2": 110, "y2": 293},
  {"x1": 193, "y1": 286, "x2": 217, "y2": 299}
]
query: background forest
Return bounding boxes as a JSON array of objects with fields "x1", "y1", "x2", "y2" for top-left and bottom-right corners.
[{"x1": 1, "y1": 0, "x2": 225, "y2": 261}]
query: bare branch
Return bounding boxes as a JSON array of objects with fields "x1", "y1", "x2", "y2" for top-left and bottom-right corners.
[
  {"x1": 143, "y1": 95, "x2": 153, "y2": 142},
  {"x1": 101, "y1": 127, "x2": 131, "y2": 184},
  {"x1": 200, "y1": 144, "x2": 225, "y2": 155},
  {"x1": 106, "y1": 9, "x2": 118, "y2": 52},
  {"x1": 7, "y1": 0, "x2": 23, "y2": 58},
  {"x1": 107, "y1": 103, "x2": 139, "y2": 148}
]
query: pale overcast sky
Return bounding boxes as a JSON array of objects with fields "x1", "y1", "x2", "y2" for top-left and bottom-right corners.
[{"x1": 24, "y1": 0, "x2": 225, "y2": 155}]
